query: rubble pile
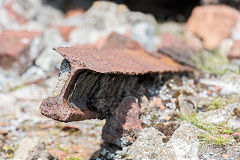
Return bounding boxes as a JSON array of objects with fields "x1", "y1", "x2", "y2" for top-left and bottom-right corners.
[{"x1": 0, "y1": 0, "x2": 240, "y2": 160}]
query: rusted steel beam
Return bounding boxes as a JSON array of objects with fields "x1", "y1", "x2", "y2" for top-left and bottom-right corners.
[{"x1": 40, "y1": 47, "x2": 191, "y2": 122}]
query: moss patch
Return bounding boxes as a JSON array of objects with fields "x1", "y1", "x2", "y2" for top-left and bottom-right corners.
[
  {"x1": 194, "y1": 49, "x2": 239, "y2": 76},
  {"x1": 180, "y1": 114, "x2": 236, "y2": 146},
  {"x1": 64, "y1": 156, "x2": 83, "y2": 160}
]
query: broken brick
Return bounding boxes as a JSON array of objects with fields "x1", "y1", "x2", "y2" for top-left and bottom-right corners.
[
  {"x1": 100, "y1": 32, "x2": 145, "y2": 51},
  {"x1": 55, "y1": 25, "x2": 76, "y2": 41},
  {"x1": 0, "y1": 30, "x2": 41, "y2": 74},
  {"x1": 187, "y1": 5, "x2": 239, "y2": 50},
  {"x1": 65, "y1": 8, "x2": 85, "y2": 17},
  {"x1": 158, "y1": 33, "x2": 195, "y2": 68},
  {"x1": 40, "y1": 47, "x2": 191, "y2": 122},
  {"x1": 149, "y1": 97, "x2": 164, "y2": 109},
  {"x1": 0, "y1": 129, "x2": 8, "y2": 136}
]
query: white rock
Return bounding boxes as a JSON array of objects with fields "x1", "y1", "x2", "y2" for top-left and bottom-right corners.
[
  {"x1": 35, "y1": 5, "x2": 64, "y2": 26},
  {"x1": 69, "y1": 1, "x2": 157, "y2": 46},
  {"x1": 131, "y1": 21, "x2": 155, "y2": 52},
  {"x1": 13, "y1": 137, "x2": 53, "y2": 160},
  {"x1": 231, "y1": 17, "x2": 240, "y2": 40},
  {"x1": 219, "y1": 38, "x2": 233, "y2": 56},
  {"x1": 200, "y1": 74, "x2": 240, "y2": 95},
  {"x1": 36, "y1": 47, "x2": 63, "y2": 72},
  {"x1": 126, "y1": 127, "x2": 164, "y2": 159},
  {"x1": 158, "y1": 121, "x2": 200, "y2": 160},
  {"x1": 198, "y1": 103, "x2": 240, "y2": 129},
  {"x1": 21, "y1": 66, "x2": 46, "y2": 82}
]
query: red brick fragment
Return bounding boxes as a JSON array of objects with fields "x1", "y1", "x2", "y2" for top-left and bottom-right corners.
[
  {"x1": 159, "y1": 33, "x2": 190, "y2": 50},
  {"x1": 40, "y1": 47, "x2": 191, "y2": 123},
  {"x1": 187, "y1": 5, "x2": 239, "y2": 50},
  {"x1": 55, "y1": 25, "x2": 76, "y2": 41},
  {"x1": 0, "y1": 129, "x2": 8, "y2": 136},
  {"x1": 0, "y1": 30, "x2": 41, "y2": 74},
  {"x1": 65, "y1": 8, "x2": 85, "y2": 17},
  {"x1": 100, "y1": 32, "x2": 145, "y2": 51},
  {"x1": 157, "y1": 33, "x2": 195, "y2": 67}
]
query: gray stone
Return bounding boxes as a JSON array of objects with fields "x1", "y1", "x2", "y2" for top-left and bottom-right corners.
[
  {"x1": 35, "y1": 27, "x2": 66, "y2": 73},
  {"x1": 69, "y1": 1, "x2": 157, "y2": 46},
  {"x1": 41, "y1": 28, "x2": 65, "y2": 47},
  {"x1": 178, "y1": 94, "x2": 194, "y2": 116},
  {"x1": 21, "y1": 66, "x2": 46, "y2": 82},
  {"x1": 35, "y1": 5, "x2": 64, "y2": 26},
  {"x1": 200, "y1": 74, "x2": 240, "y2": 95},
  {"x1": 130, "y1": 22, "x2": 155, "y2": 52},
  {"x1": 158, "y1": 121, "x2": 200, "y2": 160},
  {"x1": 14, "y1": 0, "x2": 42, "y2": 20},
  {"x1": 36, "y1": 47, "x2": 63, "y2": 72},
  {"x1": 13, "y1": 137, "x2": 55, "y2": 160},
  {"x1": 232, "y1": 18, "x2": 240, "y2": 40},
  {"x1": 158, "y1": 22, "x2": 184, "y2": 35},
  {"x1": 198, "y1": 103, "x2": 240, "y2": 129},
  {"x1": 126, "y1": 127, "x2": 164, "y2": 159},
  {"x1": 219, "y1": 38, "x2": 234, "y2": 56}
]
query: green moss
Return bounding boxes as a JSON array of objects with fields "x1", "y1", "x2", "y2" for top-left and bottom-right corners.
[
  {"x1": 194, "y1": 49, "x2": 238, "y2": 76},
  {"x1": 206, "y1": 96, "x2": 240, "y2": 111},
  {"x1": 199, "y1": 132, "x2": 232, "y2": 146},
  {"x1": 209, "y1": 98, "x2": 222, "y2": 110},
  {"x1": 180, "y1": 114, "x2": 235, "y2": 146},
  {"x1": 64, "y1": 156, "x2": 83, "y2": 160},
  {"x1": 151, "y1": 115, "x2": 155, "y2": 120},
  {"x1": 2, "y1": 144, "x2": 16, "y2": 159},
  {"x1": 9, "y1": 84, "x2": 27, "y2": 91},
  {"x1": 206, "y1": 97, "x2": 227, "y2": 111}
]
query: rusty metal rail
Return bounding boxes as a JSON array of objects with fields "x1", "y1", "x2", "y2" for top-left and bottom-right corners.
[{"x1": 40, "y1": 47, "x2": 191, "y2": 122}]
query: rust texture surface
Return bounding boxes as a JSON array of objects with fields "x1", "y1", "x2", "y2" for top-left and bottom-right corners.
[
  {"x1": 55, "y1": 47, "x2": 191, "y2": 74},
  {"x1": 40, "y1": 47, "x2": 192, "y2": 122}
]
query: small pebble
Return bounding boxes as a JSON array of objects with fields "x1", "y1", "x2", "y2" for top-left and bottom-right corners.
[
  {"x1": 107, "y1": 153, "x2": 115, "y2": 159},
  {"x1": 233, "y1": 134, "x2": 239, "y2": 139},
  {"x1": 209, "y1": 152, "x2": 214, "y2": 156},
  {"x1": 222, "y1": 153, "x2": 230, "y2": 159},
  {"x1": 101, "y1": 149, "x2": 107, "y2": 156}
]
